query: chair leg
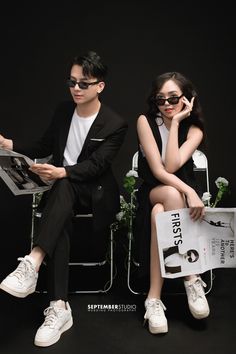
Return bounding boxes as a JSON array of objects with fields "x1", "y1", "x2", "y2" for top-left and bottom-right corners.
[
  {"x1": 205, "y1": 269, "x2": 214, "y2": 295},
  {"x1": 102, "y1": 228, "x2": 114, "y2": 293},
  {"x1": 31, "y1": 204, "x2": 115, "y2": 294},
  {"x1": 68, "y1": 227, "x2": 114, "y2": 294},
  {"x1": 127, "y1": 231, "x2": 146, "y2": 295}
]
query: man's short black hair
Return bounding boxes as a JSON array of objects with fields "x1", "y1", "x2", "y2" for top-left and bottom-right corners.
[{"x1": 70, "y1": 51, "x2": 107, "y2": 81}]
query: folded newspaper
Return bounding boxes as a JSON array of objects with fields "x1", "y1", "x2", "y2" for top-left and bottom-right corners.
[
  {"x1": 156, "y1": 207, "x2": 236, "y2": 278},
  {"x1": 0, "y1": 149, "x2": 52, "y2": 195}
]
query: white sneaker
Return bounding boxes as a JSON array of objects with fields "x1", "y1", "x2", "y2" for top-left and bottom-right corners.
[
  {"x1": 184, "y1": 276, "x2": 210, "y2": 319},
  {"x1": 34, "y1": 301, "x2": 73, "y2": 347},
  {"x1": 0, "y1": 255, "x2": 38, "y2": 298},
  {"x1": 144, "y1": 298, "x2": 168, "y2": 334}
]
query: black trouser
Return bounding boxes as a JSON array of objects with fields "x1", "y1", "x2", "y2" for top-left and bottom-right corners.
[{"x1": 34, "y1": 178, "x2": 92, "y2": 301}]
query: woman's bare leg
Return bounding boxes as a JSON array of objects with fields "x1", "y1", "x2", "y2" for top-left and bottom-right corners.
[
  {"x1": 148, "y1": 203, "x2": 164, "y2": 299},
  {"x1": 148, "y1": 185, "x2": 186, "y2": 298}
]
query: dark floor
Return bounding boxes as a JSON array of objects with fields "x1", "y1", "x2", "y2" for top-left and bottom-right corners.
[{"x1": 0, "y1": 254, "x2": 235, "y2": 354}]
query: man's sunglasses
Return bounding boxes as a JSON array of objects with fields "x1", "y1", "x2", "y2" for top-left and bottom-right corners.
[
  {"x1": 156, "y1": 94, "x2": 184, "y2": 106},
  {"x1": 66, "y1": 79, "x2": 100, "y2": 90}
]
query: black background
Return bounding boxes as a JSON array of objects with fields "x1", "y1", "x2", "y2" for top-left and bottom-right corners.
[{"x1": 0, "y1": 1, "x2": 235, "y2": 267}]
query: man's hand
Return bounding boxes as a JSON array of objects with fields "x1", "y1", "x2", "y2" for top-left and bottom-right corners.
[
  {"x1": 0, "y1": 134, "x2": 13, "y2": 150},
  {"x1": 29, "y1": 163, "x2": 67, "y2": 181}
]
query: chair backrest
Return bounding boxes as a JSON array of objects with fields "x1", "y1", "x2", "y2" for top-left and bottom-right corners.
[
  {"x1": 131, "y1": 149, "x2": 210, "y2": 205},
  {"x1": 192, "y1": 149, "x2": 208, "y2": 171},
  {"x1": 132, "y1": 151, "x2": 139, "y2": 172},
  {"x1": 192, "y1": 149, "x2": 210, "y2": 205}
]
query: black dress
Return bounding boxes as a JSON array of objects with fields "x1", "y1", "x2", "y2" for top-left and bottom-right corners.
[{"x1": 133, "y1": 115, "x2": 199, "y2": 279}]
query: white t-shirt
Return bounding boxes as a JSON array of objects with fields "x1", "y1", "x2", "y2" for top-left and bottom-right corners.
[
  {"x1": 139, "y1": 116, "x2": 169, "y2": 163},
  {"x1": 63, "y1": 110, "x2": 97, "y2": 166},
  {"x1": 155, "y1": 116, "x2": 169, "y2": 163}
]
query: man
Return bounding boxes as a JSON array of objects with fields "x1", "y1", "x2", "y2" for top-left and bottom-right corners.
[{"x1": 0, "y1": 51, "x2": 128, "y2": 347}]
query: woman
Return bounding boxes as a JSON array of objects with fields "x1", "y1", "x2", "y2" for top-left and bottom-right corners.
[{"x1": 136, "y1": 72, "x2": 209, "y2": 334}]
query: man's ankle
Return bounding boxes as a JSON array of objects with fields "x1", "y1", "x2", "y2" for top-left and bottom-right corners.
[{"x1": 53, "y1": 300, "x2": 66, "y2": 309}]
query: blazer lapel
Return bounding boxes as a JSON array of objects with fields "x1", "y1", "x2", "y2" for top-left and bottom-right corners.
[{"x1": 79, "y1": 104, "x2": 107, "y2": 157}]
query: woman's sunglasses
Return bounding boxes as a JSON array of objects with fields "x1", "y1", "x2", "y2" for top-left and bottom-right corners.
[{"x1": 156, "y1": 94, "x2": 184, "y2": 106}]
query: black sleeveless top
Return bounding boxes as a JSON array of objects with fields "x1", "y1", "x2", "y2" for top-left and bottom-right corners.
[{"x1": 137, "y1": 115, "x2": 197, "y2": 190}]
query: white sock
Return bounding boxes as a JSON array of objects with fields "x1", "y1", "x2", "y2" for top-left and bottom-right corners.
[
  {"x1": 51, "y1": 300, "x2": 66, "y2": 309},
  {"x1": 25, "y1": 255, "x2": 37, "y2": 269}
]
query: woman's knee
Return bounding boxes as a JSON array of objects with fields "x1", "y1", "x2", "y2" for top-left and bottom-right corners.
[
  {"x1": 150, "y1": 185, "x2": 185, "y2": 211},
  {"x1": 163, "y1": 186, "x2": 184, "y2": 204}
]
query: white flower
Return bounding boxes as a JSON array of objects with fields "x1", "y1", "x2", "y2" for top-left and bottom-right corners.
[
  {"x1": 202, "y1": 192, "x2": 212, "y2": 204},
  {"x1": 120, "y1": 195, "x2": 125, "y2": 203},
  {"x1": 215, "y1": 177, "x2": 229, "y2": 188},
  {"x1": 113, "y1": 170, "x2": 138, "y2": 231},
  {"x1": 126, "y1": 170, "x2": 138, "y2": 178},
  {"x1": 116, "y1": 211, "x2": 124, "y2": 221}
]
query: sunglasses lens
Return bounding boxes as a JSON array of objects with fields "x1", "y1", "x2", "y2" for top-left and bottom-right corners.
[
  {"x1": 156, "y1": 95, "x2": 183, "y2": 106},
  {"x1": 168, "y1": 97, "x2": 179, "y2": 104},
  {"x1": 156, "y1": 98, "x2": 165, "y2": 106},
  {"x1": 66, "y1": 79, "x2": 89, "y2": 89},
  {"x1": 78, "y1": 82, "x2": 89, "y2": 89},
  {"x1": 67, "y1": 79, "x2": 76, "y2": 87}
]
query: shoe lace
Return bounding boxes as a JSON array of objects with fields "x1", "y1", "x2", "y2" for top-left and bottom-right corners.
[
  {"x1": 12, "y1": 257, "x2": 35, "y2": 282},
  {"x1": 144, "y1": 299, "x2": 166, "y2": 325},
  {"x1": 42, "y1": 306, "x2": 62, "y2": 329},
  {"x1": 187, "y1": 278, "x2": 207, "y2": 302}
]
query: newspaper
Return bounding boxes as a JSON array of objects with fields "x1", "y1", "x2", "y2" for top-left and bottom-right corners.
[
  {"x1": 0, "y1": 149, "x2": 52, "y2": 195},
  {"x1": 155, "y1": 207, "x2": 236, "y2": 278}
]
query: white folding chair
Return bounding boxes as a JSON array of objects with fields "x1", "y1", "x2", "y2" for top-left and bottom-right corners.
[
  {"x1": 126, "y1": 152, "x2": 141, "y2": 294},
  {"x1": 68, "y1": 212, "x2": 115, "y2": 294},
  {"x1": 127, "y1": 149, "x2": 214, "y2": 295},
  {"x1": 192, "y1": 149, "x2": 214, "y2": 294},
  {"x1": 30, "y1": 157, "x2": 115, "y2": 294}
]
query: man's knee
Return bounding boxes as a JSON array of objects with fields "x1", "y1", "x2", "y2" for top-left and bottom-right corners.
[
  {"x1": 53, "y1": 178, "x2": 72, "y2": 193},
  {"x1": 47, "y1": 178, "x2": 75, "y2": 206}
]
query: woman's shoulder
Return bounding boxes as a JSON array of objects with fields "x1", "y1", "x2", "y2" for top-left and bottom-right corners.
[
  {"x1": 187, "y1": 124, "x2": 204, "y2": 138},
  {"x1": 137, "y1": 114, "x2": 159, "y2": 132},
  {"x1": 137, "y1": 113, "x2": 146, "y2": 120},
  {"x1": 137, "y1": 114, "x2": 150, "y2": 126}
]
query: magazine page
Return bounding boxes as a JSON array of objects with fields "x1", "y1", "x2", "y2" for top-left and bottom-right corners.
[
  {"x1": 0, "y1": 149, "x2": 52, "y2": 195},
  {"x1": 201, "y1": 208, "x2": 236, "y2": 269},
  {"x1": 155, "y1": 208, "x2": 236, "y2": 279}
]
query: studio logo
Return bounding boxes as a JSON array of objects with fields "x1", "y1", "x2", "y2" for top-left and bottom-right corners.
[{"x1": 87, "y1": 304, "x2": 137, "y2": 312}]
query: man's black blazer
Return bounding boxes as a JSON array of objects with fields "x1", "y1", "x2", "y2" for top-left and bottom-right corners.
[{"x1": 14, "y1": 101, "x2": 128, "y2": 231}]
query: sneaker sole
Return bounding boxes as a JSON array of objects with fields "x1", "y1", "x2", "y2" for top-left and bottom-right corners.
[
  {"x1": 149, "y1": 323, "x2": 168, "y2": 334},
  {"x1": 34, "y1": 317, "x2": 73, "y2": 347},
  {"x1": 190, "y1": 308, "x2": 210, "y2": 319},
  {"x1": 0, "y1": 282, "x2": 36, "y2": 298}
]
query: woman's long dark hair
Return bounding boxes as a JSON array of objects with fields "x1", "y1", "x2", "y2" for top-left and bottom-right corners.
[{"x1": 146, "y1": 72, "x2": 206, "y2": 144}]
